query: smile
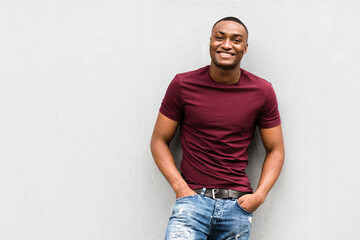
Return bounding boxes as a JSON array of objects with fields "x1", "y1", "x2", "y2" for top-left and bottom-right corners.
[{"x1": 217, "y1": 52, "x2": 235, "y2": 56}]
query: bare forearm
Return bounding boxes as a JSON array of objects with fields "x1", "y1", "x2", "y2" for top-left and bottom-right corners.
[
  {"x1": 150, "y1": 138, "x2": 193, "y2": 197},
  {"x1": 253, "y1": 149, "x2": 284, "y2": 201}
]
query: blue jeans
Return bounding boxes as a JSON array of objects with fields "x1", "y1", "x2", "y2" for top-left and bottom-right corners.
[{"x1": 165, "y1": 188, "x2": 253, "y2": 240}]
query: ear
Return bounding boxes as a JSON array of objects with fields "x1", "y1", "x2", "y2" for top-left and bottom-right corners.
[{"x1": 244, "y1": 43, "x2": 248, "y2": 54}]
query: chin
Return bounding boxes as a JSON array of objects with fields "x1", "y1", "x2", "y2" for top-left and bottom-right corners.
[{"x1": 213, "y1": 61, "x2": 239, "y2": 70}]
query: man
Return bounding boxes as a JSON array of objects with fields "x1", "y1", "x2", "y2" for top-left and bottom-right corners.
[{"x1": 150, "y1": 16, "x2": 284, "y2": 240}]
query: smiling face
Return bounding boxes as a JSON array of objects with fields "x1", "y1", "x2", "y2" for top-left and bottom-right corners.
[{"x1": 209, "y1": 20, "x2": 248, "y2": 70}]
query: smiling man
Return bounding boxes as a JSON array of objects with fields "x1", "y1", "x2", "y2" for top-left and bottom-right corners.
[{"x1": 151, "y1": 16, "x2": 284, "y2": 240}]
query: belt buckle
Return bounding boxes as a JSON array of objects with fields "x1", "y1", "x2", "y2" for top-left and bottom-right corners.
[{"x1": 212, "y1": 189, "x2": 217, "y2": 200}]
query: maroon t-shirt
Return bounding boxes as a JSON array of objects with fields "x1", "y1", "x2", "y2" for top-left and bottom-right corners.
[{"x1": 160, "y1": 65, "x2": 281, "y2": 192}]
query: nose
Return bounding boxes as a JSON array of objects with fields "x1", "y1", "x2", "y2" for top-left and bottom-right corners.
[{"x1": 222, "y1": 38, "x2": 231, "y2": 49}]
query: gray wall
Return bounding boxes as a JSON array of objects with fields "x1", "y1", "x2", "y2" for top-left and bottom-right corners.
[{"x1": 1, "y1": 1, "x2": 359, "y2": 239}]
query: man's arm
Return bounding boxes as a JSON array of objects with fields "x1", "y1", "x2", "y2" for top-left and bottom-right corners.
[
  {"x1": 238, "y1": 124, "x2": 285, "y2": 212},
  {"x1": 150, "y1": 112, "x2": 196, "y2": 199}
]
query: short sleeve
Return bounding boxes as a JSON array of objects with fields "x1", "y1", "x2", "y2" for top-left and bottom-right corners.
[
  {"x1": 159, "y1": 75, "x2": 184, "y2": 121},
  {"x1": 258, "y1": 83, "x2": 281, "y2": 128}
]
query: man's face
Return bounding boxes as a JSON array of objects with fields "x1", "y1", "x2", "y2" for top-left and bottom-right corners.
[{"x1": 209, "y1": 21, "x2": 248, "y2": 70}]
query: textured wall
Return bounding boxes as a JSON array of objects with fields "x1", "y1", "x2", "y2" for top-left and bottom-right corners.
[{"x1": 1, "y1": 1, "x2": 359, "y2": 239}]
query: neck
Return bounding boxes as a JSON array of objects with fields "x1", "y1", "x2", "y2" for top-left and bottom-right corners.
[{"x1": 209, "y1": 62, "x2": 241, "y2": 85}]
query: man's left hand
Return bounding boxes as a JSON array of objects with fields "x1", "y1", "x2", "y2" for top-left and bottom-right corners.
[{"x1": 237, "y1": 193, "x2": 265, "y2": 213}]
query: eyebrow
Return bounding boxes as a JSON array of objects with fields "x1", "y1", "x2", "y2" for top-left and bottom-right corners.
[{"x1": 216, "y1": 31, "x2": 244, "y2": 37}]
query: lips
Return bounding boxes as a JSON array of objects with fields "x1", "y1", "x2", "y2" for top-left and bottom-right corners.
[{"x1": 217, "y1": 51, "x2": 235, "y2": 56}]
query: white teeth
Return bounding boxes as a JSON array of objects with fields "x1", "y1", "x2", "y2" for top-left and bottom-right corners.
[{"x1": 219, "y1": 52, "x2": 232, "y2": 56}]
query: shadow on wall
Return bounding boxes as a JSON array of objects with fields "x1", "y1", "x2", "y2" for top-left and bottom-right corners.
[
  {"x1": 170, "y1": 128, "x2": 182, "y2": 170},
  {"x1": 247, "y1": 128, "x2": 267, "y2": 190}
]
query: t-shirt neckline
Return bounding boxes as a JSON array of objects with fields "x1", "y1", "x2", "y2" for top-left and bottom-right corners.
[{"x1": 206, "y1": 65, "x2": 244, "y2": 87}]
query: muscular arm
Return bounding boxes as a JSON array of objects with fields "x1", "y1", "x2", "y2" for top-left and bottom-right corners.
[
  {"x1": 150, "y1": 112, "x2": 196, "y2": 199},
  {"x1": 238, "y1": 124, "x2": 285, "y2": 212}
]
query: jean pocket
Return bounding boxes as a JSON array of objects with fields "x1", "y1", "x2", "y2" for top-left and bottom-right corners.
[
  {"x1": 235, "y1": 200, "x2": 253, "y2": 215},
  {"x1": 175, "y1": 194, "x2": 198, "y2": 202}
]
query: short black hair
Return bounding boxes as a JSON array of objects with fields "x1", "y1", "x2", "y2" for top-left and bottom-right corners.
[{"x1": 212, "y1": 16, "x2": 248, "y2": 35}]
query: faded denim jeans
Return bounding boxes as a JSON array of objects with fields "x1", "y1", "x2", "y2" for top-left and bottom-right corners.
[{"x1": 165, "y1": 188, "x2": 253, "y2": 240}]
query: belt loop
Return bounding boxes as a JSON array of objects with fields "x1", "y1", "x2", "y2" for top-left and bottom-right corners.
[{"x1": 200, "y1": 187, "x2": 206, "y2": 196}]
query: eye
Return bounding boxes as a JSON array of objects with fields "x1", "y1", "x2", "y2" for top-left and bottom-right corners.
[
  {"x1": 233, "y1": 39, "x2": 242, "y2": 43},
  {"x1": 215, "y1": 36, "x2": 223, "y2": 40}
]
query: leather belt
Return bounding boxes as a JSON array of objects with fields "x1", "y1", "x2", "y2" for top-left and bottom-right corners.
[{"x1": 194, "y1": 188, "x2": 250, "y2": 200}]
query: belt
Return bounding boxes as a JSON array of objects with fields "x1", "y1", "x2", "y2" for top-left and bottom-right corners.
[{"x1": 194, "y1": 188, "x2": 250, "y2": 200}]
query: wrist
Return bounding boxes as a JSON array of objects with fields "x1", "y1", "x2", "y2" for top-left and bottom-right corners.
[
  {"x1": 172, "y1": 181, "x2": 191, "y2": 195},
  {"x1": 253, "y1": 191, "x2": 267, "y2": 204}
]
